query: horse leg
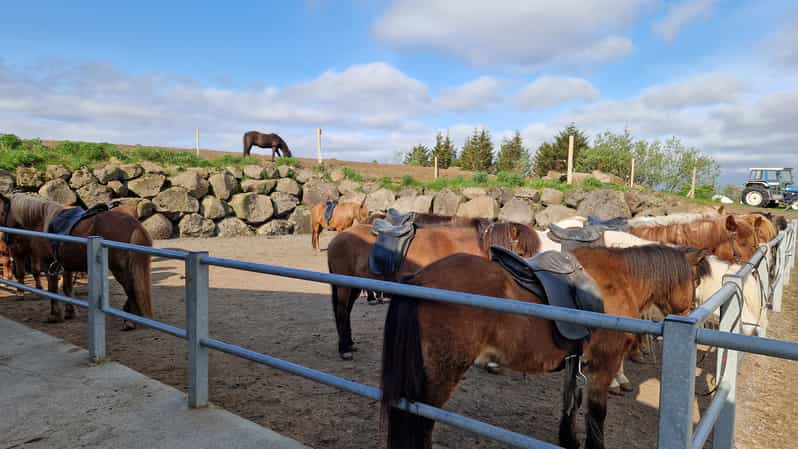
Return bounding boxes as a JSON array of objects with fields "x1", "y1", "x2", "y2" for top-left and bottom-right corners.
[
  {"x1": 63, "y1": 271, "x2": 76, "y2": 319},
  {"x1": 46, "y1": 273, "x2": 64, "y2": 323},
  {"x1": 366, "y1": 290, "x2": 379, "y2": 305},
  {"x1": 332, "y1": 285, "x2": 359, "y2": 359}
]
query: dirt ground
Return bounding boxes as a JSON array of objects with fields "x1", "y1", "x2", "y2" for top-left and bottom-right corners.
[{"x1": 0, "y1": 233, "x2": 795, "y2": 449}]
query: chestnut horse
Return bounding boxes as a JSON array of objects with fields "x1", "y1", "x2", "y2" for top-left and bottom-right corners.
[
  {"x1": 381, "y1": 245, "x2": 707, "y2": 449},
  {"x1": 0, "y1": 194, "x2": 153, "y2": 326},
  {"x1": 328, "y1": 219, "x2": 540, "y2": 359},
  {"x1": 310, "y1": 202, "x2": 368, "y2": 251},
  {"x1": 242, "y1": 131, "x2": 292, "y2": 161}
]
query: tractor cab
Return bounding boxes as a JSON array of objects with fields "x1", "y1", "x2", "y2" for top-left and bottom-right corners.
[{"x1": 742, "y1": 168, "x2": 797, "y2": 208}]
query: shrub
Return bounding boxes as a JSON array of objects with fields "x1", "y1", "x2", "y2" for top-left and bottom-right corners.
[
  {"x1": 275, "y1": 157, "x2": 299, "y2": 167},
  {"x1": 342, "y1": 167, "x2": 364, "y2": 182},
  {"x1": 470, "y1": 171, "x2": 488, "y2": 184}
]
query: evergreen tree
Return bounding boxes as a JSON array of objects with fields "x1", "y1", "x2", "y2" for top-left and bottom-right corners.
[
  {"x1": 496, "y1": 131, "x2": 528, "y2": 174},
  {"x1": 403, "y1": 144, "x2": 431, "y2": 166},
  {"x1": 459, "y1": 128, "x2": 494, "y2": 172},
  {"x1": 431, "y1": 132, "x2": 455, "y2": 169},
  {"x1": 532, "y1": 123, "x2": 589, "y2": 176}
]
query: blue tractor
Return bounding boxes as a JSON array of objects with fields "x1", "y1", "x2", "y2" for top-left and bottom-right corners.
[{"x1": 741, "y1": 168, "x2": 798, "y2": 209}]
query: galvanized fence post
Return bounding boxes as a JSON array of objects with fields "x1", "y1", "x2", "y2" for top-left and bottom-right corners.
[
  {"x1": 87, "y1": 236, "x2": 108, "y2": 362},
  {"x1": 186, "y1": 251, "x2": 209, "y2": 408},
  {"x1": 786, "y1": 221, "x2": 796, "y2": 283},
  {"x1": 773, "y1": 234, "x2": 787, "y2": 312},
  {"x1": 713, "y1": 274, "x2": 742, "y2": 449},
  {"x1": 658, "y1": 315, "x2": 698, "y2": 449},
  {"x1": 757, "y1": 244, "x2": 771, "y2": 320}
]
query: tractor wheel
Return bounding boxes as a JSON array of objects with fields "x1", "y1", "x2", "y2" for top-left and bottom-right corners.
[
  {"x1": 791, "y1": 200, "x2": 798, "y2": 211},
  {"x1": 742, "y1": 187, "x2": 767, "y2": 207}
]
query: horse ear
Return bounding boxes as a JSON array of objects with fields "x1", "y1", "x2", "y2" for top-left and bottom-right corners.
[
  {"x1": 754, "y1": 215, "x2": 764, "y2": 228},
  {"x1": 725, "y1": 215, "x2": 737, "y2": 232},
  {"x1": 716, "y1": 205, "x2": 725, "y2": 215},
  {"x1": 684, "y1": 247, "x2": 709, "y2": 266}
]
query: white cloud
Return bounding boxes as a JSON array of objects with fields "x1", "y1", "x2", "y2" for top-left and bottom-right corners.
[
  {"x1": 653, "y1": 0, "x2": 717, "y2": 41},
  {"x1": 434, "y1": 76, "x2": 502, "y2": 112},
  {"x1": 515, "y1": 76, "x2": 599, "y2": 110},
  {"x1": 374, "y1": 0, "x2": 650, "y2": 68},
  {"x1": 639, "y1": 73, "x2": 745, "y2": 109}
]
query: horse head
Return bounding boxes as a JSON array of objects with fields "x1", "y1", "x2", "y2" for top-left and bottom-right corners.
[{"x1": 715, "y1": 215, "x2": 759, "y2": 263}]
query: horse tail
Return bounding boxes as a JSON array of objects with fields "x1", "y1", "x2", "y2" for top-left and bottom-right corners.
[
  {"x1": 558, "y1": 355, "x2": 582, "y2": 447},
  {"x1": 129, "y1": 225, "x2": 153, "y2": 317},
  {"x1": 381, "y1": 294, "x2": 428, "y2": 449}
]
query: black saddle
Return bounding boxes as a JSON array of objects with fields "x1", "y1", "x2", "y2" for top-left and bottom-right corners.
[
  {"x1": 490, "y1": 246, "x2": 604, "y2": 354},
  {"x1": 368, "y1": 216, "x2": 416, "y2": 277},
  {"x1": 47, "y1": 204, "x2": 109, "y2": 262},
  {"x1": 324, "y1": 200, "x2": 336, "y2": 223},
  {"x1": 586, "y1": 215, "x2": 628, "y2": 231},
  {"x1": 547, "y1": 224, "x2": 606, "y2": 252},
  {"x1": 383, "y1": 208, "x2": 416, "y2": 226}
]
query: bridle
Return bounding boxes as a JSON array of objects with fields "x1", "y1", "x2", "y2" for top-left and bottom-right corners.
[{"x1": 725, "y1": 231, "x2": 742, "y2": 264}]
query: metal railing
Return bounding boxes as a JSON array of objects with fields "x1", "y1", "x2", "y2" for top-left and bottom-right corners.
[{"x1": 0, "y1": 219, "x2": 796, "y2": 449}]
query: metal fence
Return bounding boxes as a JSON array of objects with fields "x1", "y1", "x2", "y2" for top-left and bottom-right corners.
[{"x1": 0, "y1": 219, "x2": 796, "y2": 449}]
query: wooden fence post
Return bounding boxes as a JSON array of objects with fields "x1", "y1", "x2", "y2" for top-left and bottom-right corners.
[
  {"x1": 434, "y1": 156, "x2": 439, "y2": 179},
  {"x1": 630, "y1": 158, "x2": 635, "y2": 187},
  {"x1": 317, "y1": 128, "x2": 323, "y2": 164},
  {"x1": 687, "y1": 166, "x2": 697, "y2": 199},
  {"x1": 566, "y1": 135, "x2": 574, "y2": 185},
  {"x1": 195, "y1": 128, "x2": 200, "y2": 157}
]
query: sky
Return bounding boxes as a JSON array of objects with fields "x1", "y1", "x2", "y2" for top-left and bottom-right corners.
[{"x1": 1, "y1": 0, "x2": 797, "y2": 185}]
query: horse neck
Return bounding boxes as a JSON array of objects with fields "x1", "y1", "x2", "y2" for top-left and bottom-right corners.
[{"x1": 695, "y1": 256, "x2": 727, "y2": 303}]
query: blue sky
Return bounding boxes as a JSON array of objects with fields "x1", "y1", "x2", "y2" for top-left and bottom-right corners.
[{"x1": 1, "y1": 1, "x2": 797, "y2": 184}]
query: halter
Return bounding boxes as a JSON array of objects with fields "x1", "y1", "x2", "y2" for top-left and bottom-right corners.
[{"x1": 726, "y1": 231, "x2": 742, "y2": 264}]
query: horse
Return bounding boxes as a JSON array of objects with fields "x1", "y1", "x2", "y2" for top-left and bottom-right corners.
[
  {"x1": 310, "y1": 202, "x2": 368, "y2": 252},
  {"x1": 0, "y1": 194, "x2": 153, "y2": 327},
  {"x1": 0, "y1": 237, "x2": 11, "y2": 280},
  {"x1": 381, "y1": 244, "x2": 707, "y2": 449},
  {"x1": 752, "y1": 211, "x2": 788, "y2": 231},
  {"x1": 327, "y1": 219, "x2": 540, "y2": 359},
  {"x1": 242, "y1": 131, "x2": 292, "y2": 161}
]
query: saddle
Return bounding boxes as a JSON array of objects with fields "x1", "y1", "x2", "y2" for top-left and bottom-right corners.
[
  {"x1": 368, "y1": 213, "x2": 417, "y2": 277},
  {"x1": 586, "y1": 215, "x2": 628, "y2": 231},
  {"x1": 47, "y1": 204, "x2": 109, "y2": 263},
  {"x1": 490, "y1": 246, "x2": 604, "y2": 354},
  {"x1": 324, "y1": 200, "x2": 336, "y2": 223},
  {"x1": 383, "y1": 208, "x2": 416, "y2": 226},
  {"x1": 547, "y1": 224, "x2": 605, "y2": 252}
]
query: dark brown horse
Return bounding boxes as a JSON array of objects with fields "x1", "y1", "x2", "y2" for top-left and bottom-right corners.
[
  {"x1": 328, "y1": 219, "x2": 540, "y2": 359},
  {"x1": 242, "y1": 131, "x2": 292, "y2": 161},
  {"x1": 0, "y1": 194, "x2": 153, "y2": 327},
  {"x1": 381, "y1": 245, "x2": 707, "y2": 449}
]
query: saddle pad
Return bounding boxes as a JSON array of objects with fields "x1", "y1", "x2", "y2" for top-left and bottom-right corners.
[
  {"x1": 324, "y1": 200, "x2": 336, "y2": 223},
  {"x1": 587, "y1": 215, "x2": 628, "y2": 231},
  {"x1": 384, "y1": 208, "x2": 416, "y2": 226},
  {"x1": 490, "y1": 246, "x2": 604, "y2": 352},
  {"x1": 369, "y1": 218, "x2": 416, "y2": 277},
  {"x1": 547, "y1": 223, "x2": 603, "y2": 243},
  {"x1": 47, "y1": 205, "x2": 109, "y2": 259}
]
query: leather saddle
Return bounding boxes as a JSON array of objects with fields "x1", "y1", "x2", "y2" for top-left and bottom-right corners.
[
  {"x1": 586, "y1": 215, "x2": 628, "y2": 231},
  {"x1": 490, "y1": 246, "x2": 604, "y2": 354},
  {"x1": 547, "y1": 224, "x2": 605, "y2": 252},
  {"x1": 324, "y1": 200, "x2": 336, "y2": 223},
  {"x1": 368, "y1": 212, "x2": 417, "y2": 277},
  {"x1": 47, "y1": 204, "x2": 109, "y2": 261}
]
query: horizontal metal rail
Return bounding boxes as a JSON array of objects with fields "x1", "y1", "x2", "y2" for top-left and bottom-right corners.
[
  {"x1": 202, "y1": 337, "x2": 560, "y2": 449},
  {"x1": 691, "y1": 385, "x2": 730, "y2": 449},
  {"x1": 102, "y1": 239, "x2": 190, "y2": 260},
  {"x1": 0, "y1": 277, "x2": 88, "y2": 309},
  {"x1": 201, "y1": 255, "x2": 664, "y2": 336},
  {"x1": 0, "y1": 226, "x2": 89, "y2": 244},
  {"x1": 102, "y1": 307, "x2": 187, "y2": 338},
  {"x1": 696, "y1": 328, "x2": 798, "y2": 361},
  {"x1": 768, "y1": 233, "x2": 785, "y2": 249},
  {"x1": 689, "y1": 283, "x2": 736, "y2": 324}
]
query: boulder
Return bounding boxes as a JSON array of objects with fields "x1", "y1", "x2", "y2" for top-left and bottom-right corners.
[
  {"x1": 107, "y1": 180, "x2": 128, "y2": 197},
  {"x1": 243, "y1": 165, "x2": 265, "y2": 180},
  {"x1": 432, "y1": 189, "x2": 464, "y2": 216},
  {"x1": 16, "y1": 167, "x2": 44, "y2": 189},
  {"x1": 576, "y1": 190, "x2": 632, "y2": 220},
  {"x1": 77, "y1": 182, "x2": 113, "y2": 208},
  {"x1": 361, "y1": 182, "x2": 381, "y2": 194},
  {"x1": 498, "y1": 198, "x2": 535, "y2": 225},
  {"x1": 294, "y1": 168, "x2": 316, "y2": 184},
  {"x1": 535, "y1": 205, "x2": 576, "y2": 228},
  {"x1": 142, "y1": 213, "x2": 174, "y2": 240},
  {"x1": 112, "y1": 198, "x2": 155, "y2": 219},
  {"x1": 365, "y1": 188, "x2": 395, "y2": 212},
  {"x1": 170, "y1": 171, "x2": 210, "y2": 198},
  {"x1": 275, "y1": 178, "x2": 302, "y2": 197},
  {"x1": 208, "y1": 172, "x2": 240, "y2": 201},
  {"x1": 625, "y1": 191, "x2": 665, "y2": 215},
  {"x1": 456, "y1": 196, "x2": 500, "y2": 219},
  {"x1": 391, "y1": 195, "x2": 433, "y2": 214},
  {"x1": 339, "y1": 192, "x2": 367, "y2": 206},
  {"x1": 127, "y1": 173, "x2": 166, "y2": 198},
  {"x1": 543, "y1": 170, "x2": 564, "y2": 182},
  {"x1": 390, "y1": 196, "x2": 415, "y2": 214},
  {"x1": 591, "y1": 170, "x2": 624, "y2": 185},
  {"x1": 93, "y1": 164, "x2": 123, "y2": 184},
  {"x1": 302, "y1": 179, "x2": 339, "y2": 207},
  {"x1": 397, "y1": 188, "x2": 419, "y2": 198},
  {"x1": 45, "y1": 165, "x2": 71, "y2": 181},
  {"x1": 69, "y1": 168, "x2": 96, "y2": 189},
  {"x1": 241, "y1": 179, "x2": 277, "y2": 194},
  {"x1": 572, "y1": 172, "x2": 593, "y2": 183},
  {"x1": 257, "y1": 220, "x2": 294, "y2": 236},
  {"x1": 540, "y1": 188, "x2": 564, "y2": 206},
  {"x1": 200, "y1": 196, "x2": 230, "y2": 220},
  {"x1": 153, "y1": 187, "x2": 200, "y2": 214},
  {"x1": 564, "y1": 189, "x2": 587, "y2": 208},
  {"x1": 139, "y1": 161, "x2": 166, "y2": 174},
  {"x1": 261, "y1": 163, "x2": 278, "y2": 179},
  {"x1": 216, "y1": 217, "x2": 254, "y2": 237},
  {"x1": 178, "y1": 214, "x2": 217, "y2": 238},
  {"x1": 225, "y1": 166, "x2": 244, "y2": 179},
  {"x1": 229, "y1": 193, "x2": 274, "y2": 224},
  {"x1": 462, "y1": 187, "x2": 487, "y2": 200},
  {"x1": 0, "y1": 169, "x2": 14, "y2": 194},
  {"x1": 277, "y1": 165, "x2": 293, "y2": 178},
  {"x1": 185, "y1": 167, "x2": 211, "y2": 179},
  {"x1": 288, "y1": 206, "x2": 312, "y2": 234},
  {"x1": 337, "y1": 180, "x2": 361, "y2": 196},
  {"x1": 330, "y1": 169, "x2": 346, "y2": 183},
  {"x1": 38, "y1": 179, "x2": 77, "y2": 205},
  {"x1": 119, "y1": 164, "x2": 143, "y2": 180},
  {"x1": 486, "y1": 186, "x2": 514, "y2": 206},
  {"x1": 514, "y1": 188, "x2": 541, "y2": 203},
  {"x1": 270, "y1": 192, "x2": 299, "y2": 217}
]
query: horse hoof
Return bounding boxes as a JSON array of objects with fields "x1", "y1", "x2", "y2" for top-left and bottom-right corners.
[
  {"x1": 485, "y1": 362, "x2": 501, "y2": 375},
  {"x1": 122, "y1": 321, "x2": 137, "y2": 331},
  {"x1": 340, "y1": 352, "x2": 354, "y2": 361},
  {"x1": 620, "y1": 382, "x2": 634, "y2": 392},
  {"x1": 609, "y1": 385, "x2": 624, "y2": 396}
]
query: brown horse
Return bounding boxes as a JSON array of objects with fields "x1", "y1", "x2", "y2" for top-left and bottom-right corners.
[
  {"x1": 242, "y1": 131, "x2": 292, "y2": 160},
  {"x1": 0, "y1": 194, "x2": 153, "y2": 326},
  {"x1": 627, "y1": 214, "x2": 759, "y2": 264},
  {"x1": 310, "y1": 202, "x2": 368, "y2": 251},
  {"x1": 381, "y1": 245, "x2": 707, "y2": 449},
  {"x1": 0, "y1": 237, "x2": 11, "y2": 280},
  {"x1": 328, "y1": 219, "x2": 540, "y2": 359}
]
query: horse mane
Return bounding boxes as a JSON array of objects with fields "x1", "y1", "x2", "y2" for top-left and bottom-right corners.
[
  {"x1": 628, "y1": 216, "x2": 731, "y2": 250},
  {"x1": 600, "y1": 244, "x2": 694, "y2": 301},
  {"x1": 9, "y1": 194, "x2": 64, "y2": 231},
  {"x1": 481, "y1": 222, "x2": 540, "y2": 257},
  {"x1": 628, "y1": 211, "x2": 719, "y2": 227}
]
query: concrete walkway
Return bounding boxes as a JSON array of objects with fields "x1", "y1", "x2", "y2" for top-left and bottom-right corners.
[{"x1": 0, "y1": 316, "x2": 311, "y2": 449}]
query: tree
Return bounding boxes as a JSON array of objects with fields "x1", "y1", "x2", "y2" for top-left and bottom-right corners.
[
  {"x1": 459, "y1": 128, "x2": 494, "y2": 172},
  {"x1": 403, "y1": 144, "x2": 431, "y2": 166},
  {"x1": 576, "y1": 129, "x2": 634, "y2": 178},
  {"x1": 431, "y1": 132, "x2": 455, "y2": 169},
  {"x1": 496, "y1": 131, "x2": 529, "y2": 175},
  {"x1": 659, "y1": 137, "x2": 720, "y2": 194},
  {"x1": 532, "y1": 123, "x2": 589, "y2": 176}
]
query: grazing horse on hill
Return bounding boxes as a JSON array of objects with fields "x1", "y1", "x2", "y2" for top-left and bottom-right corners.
[
  {"x1": 242, "y1": 131, "x2": 292, "y2": 161},
  {"x1": 381, "y1": 245, "x2": 707, "y2": 449}
]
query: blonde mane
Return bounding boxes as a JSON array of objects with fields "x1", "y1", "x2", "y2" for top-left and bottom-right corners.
[
  {"x1": 628, "y1": 211, "x2": 719, "y2": 228},
  {"x1": 10, "y1": 194, "x2": 65, "y2": 232}
]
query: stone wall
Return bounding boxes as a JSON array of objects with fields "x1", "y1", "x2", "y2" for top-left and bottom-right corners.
[{"x1": 1, "y1": 162, "x2": 696, "y2": 240}]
